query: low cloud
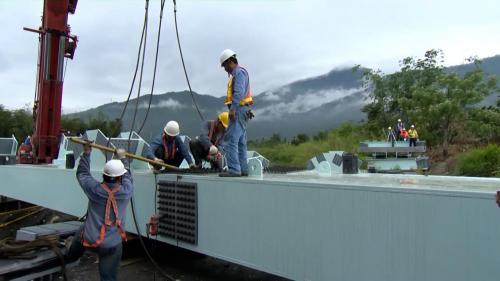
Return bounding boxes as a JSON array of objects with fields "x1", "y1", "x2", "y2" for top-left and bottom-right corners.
[
  {"x1": 254, "y1": 87, "x2": 365, "y2": 120},
  {"x1": 139, "y1": 98, "x2": 186, "y2": 110}
]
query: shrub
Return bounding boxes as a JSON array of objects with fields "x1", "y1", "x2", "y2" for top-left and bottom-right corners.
[{"x1": 455, "y1": 145, "x2": 500, "y2": 177}]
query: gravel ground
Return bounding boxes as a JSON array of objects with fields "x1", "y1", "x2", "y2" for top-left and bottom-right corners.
[{"x1": 67, "y1": 239, "x2": 289, "y2": 281}]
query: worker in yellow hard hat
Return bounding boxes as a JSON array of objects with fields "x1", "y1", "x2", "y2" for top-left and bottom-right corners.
[{"x1": 189, "y1": 112, "x2": 228, "y2": 170}]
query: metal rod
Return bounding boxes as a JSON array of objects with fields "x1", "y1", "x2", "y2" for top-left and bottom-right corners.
[{"x1": 68, "y1": 137, "x2": 181, "y2": 171}]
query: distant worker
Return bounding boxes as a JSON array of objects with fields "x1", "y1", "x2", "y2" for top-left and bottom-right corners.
[
  {"x1": 23, "y1": 135, "x2": 31, "y2": 145},
  {"x1": 219, "y1": 49, "x2": 254, "y2": 177},
  {"x1": 408, "y1": 125, "x2": 419, "y2": 147},
  {"x1": 146, "y1": 120, "x2": 195, "y2": 169},
  {"x1": 400, "y1": 128, "x2": 409, "y2": 142},
  {"x1": 189, "y1": 112, "x2": 228, "y2": 170},
  {"x1": 387, "y1": 126, "x2": 396, "y2": 147},
  {"x1": 67, "y1": 144, "x2": 132, "y2": 281},
  {"x1": 396, "y1": 118, "x2": 405, "y2": 140}
]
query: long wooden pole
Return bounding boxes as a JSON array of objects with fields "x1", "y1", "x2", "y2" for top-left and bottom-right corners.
[{"x1": 69, "y1": 137, "x2": 181, "y2": 171}]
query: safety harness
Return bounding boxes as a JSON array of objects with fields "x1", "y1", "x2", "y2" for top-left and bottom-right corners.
[
  {"x1": 224, "y1": 67, "x2": 253, "y2": 106},
  {"x1": 161, "y1": 133, "x2": 176, "y2": 160},
  {"x1": 207, "y1": 121, "x2": 223, "y2": 147},
  {"x1": 82, "y1": 183, "x2": 127, "y2": 247}
]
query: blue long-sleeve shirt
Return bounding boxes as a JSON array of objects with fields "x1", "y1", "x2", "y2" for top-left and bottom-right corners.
[
  {"x1": 230, "y1": 66, "x2": 250, "y2": 110},
  {"x1": 76, "y1": 152, "x2": 134, "y2": 248},
  {"x1": 145, "y1": 134, "x2": 193, "y2": 164}
]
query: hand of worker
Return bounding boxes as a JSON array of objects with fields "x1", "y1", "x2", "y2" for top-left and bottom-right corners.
[
  {"x1": 189, "y1": 163, "x2": 196, "y2": 169},
  {"x1": 154, "y1": 157, "x2": 164, "y2": 163},
  {"x1": 115, "y1": 148, "x2": 126, "y2": 159},
  {"x1": 229, "y1": 109, "x2": 236, "y2": 121},
  {"x1": 209, "y1": 145, "x2": 218, "y2": 155}
]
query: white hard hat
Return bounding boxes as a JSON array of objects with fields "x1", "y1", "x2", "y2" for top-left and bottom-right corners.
[
  {"x1": 219, "y1": 49, "x2": 236, "y2": 66},
  {"x1": 398, "y1": 119, "x2": 402, "y2": 122},
  {"x1": 164, "y1": 121, "x2": 180, "y2": 136},
  {"x1": 411, "y1": 125, "x2": 415, "y2": 128},
  {"x1": 388, "y1": 126, "x2": 392, "y2": 130},
  {"x1": 103, "y1": 159, "x2": 127, "y2": 177}
]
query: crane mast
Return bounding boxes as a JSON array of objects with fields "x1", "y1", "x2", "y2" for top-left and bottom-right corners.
[{"x1": 24, "y1": 0, "x2": 78, "y2": 164}]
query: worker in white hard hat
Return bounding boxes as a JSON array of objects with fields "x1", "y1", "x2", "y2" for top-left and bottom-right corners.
[
  {"x1": 395, "y1": 118, "x2": 405, "y2": 141},
  {"x1": 145, "y1": 120, "x2": 195, "y2": 169},
  {"x1": 387, "y1": 126, "x2": 396, "y2": 147},
  {"x1": 218, "y1": 49, "x2": 254, "y2": 177},
  {"x1": 67, "y1": 143, "x2": 133, "y2": 281},
  {"x1": 189, "y1": 112, "x2": 229, "y2": 170}
]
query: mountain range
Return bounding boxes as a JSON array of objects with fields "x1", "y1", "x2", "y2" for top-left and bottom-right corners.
[{"x1": 68, "y1": 55, "x2": 500, "y2": 141}]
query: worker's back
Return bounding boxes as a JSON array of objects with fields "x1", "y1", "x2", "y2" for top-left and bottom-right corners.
[{"x1": 76, "y1": 153, "x2": 134, "y2": 248}]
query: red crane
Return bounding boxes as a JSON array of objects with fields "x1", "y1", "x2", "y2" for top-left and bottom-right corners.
[{"x1": 22, "y1": 0, "x2": 78, "y2": 164}]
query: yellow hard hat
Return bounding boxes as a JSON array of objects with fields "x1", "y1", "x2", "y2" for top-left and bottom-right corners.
[{"x1": 218, "y1": 112, "x2": 229, "y2": 128}]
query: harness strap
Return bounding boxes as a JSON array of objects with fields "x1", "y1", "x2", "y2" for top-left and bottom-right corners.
[
  {"x1": 82, "y1": 183, "x2": 127, "y2": 248},
  {"x1": 162, "y1": 134, "x2": 176, "y2": 160},
  {"x1": 207, "y1": 121, "x2": 222, "y2": 147}
]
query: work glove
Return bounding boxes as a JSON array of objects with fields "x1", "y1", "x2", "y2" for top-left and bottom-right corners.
[
  {"x1": 207, "y1": 152, "x2": 222, "y2": 162},
  {"x1": 115, "y1": 148, "x2": 126, "y2": 159},
  {"x1": 154, "y1": 157, "x2": 164, "y2": 163},
  {"x1": 245, "y1": 109, "x2": 255, "y2": 120},
  {"x1": 209, "y1": 145, "x2": 218, "y2": 155},
  {"x1": 189, "y1": 163, "x2": 196, "y2": 169}
]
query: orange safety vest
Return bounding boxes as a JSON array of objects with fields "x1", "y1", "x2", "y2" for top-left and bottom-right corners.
[
  {"x1": 161, "y1": 133, "x2": 176, "y2": 160},
  {"x1": 401, "y1": 130, "x2": 409, "y2": 138},
  {"x1": 82, "y1": 183, "x2": 127, "y2": 247},
  {"x1": 224, "y1": 67, "x2": 253, "y2": 106},
  {"x1": 208, "y1": 121, "x2": 223, "y2": 146}
]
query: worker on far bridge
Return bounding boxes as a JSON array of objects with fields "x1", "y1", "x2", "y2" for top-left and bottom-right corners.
[
  {"x1": 396, "y1": 118, "x2": 405, "y2": 140},
  {"x1": 408, "y1": 125, "x2": 419, "y2": 147},
  {"x1": 387, "y1": 126, "x2": 396, "y2": 147},
  {"x1": 66, "y1": 144, "x2": 132, "y2": 281},
  {"x1": 189, "y1": 112, "x2": 229, "y2": 170},
  {"x1": 218, "y1": 49, "x2": 254, "y2": 177},
  {"x1": 145, "y1": 120, "x2": 195, "y2": 169}
]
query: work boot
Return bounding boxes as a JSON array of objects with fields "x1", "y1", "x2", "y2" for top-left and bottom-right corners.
[
  {"x1": 241, "y1": 171, "x2": 248, "y2": 177},
  {"x1": 219, "y1": 171, "x2": 241, "y2": 177}
]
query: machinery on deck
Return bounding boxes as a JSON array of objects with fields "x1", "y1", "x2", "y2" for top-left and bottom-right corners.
[{"x1": 20, "y1": 0, "x2": 78, "y2": 164}]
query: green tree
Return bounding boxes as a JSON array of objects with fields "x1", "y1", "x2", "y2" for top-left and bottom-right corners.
[
  {"x1": 291, "y1": 133, "x2": 310, "y2": 146},
  {"x1": 362, "y1": 50, "x2": 498, "y2": 156}
]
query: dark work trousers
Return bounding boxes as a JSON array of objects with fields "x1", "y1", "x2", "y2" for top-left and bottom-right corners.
[
  {"x1": 152, "y1": 153, "x2": 184, "y2": 169},
  {"x1": 164, "y1": 153, "x2": 184, "y2": 167},
  {"x1": 409, "y1": 138, "x2": 417, "y2": 147},
  {"x1": 66, "y1": 231, "x2": 123, "y2": 281},
  {"x1": 189, "y1": 139, "x2": 221, "y2": 170}
]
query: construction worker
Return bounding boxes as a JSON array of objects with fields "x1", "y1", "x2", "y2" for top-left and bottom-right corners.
[
  {"x1": 396, "y1": 118, "x2": 405, "y2": 140},
  {"x1": 387, "y1": 126, "x2": 396, "y2": 147},
  {"x1": 189, "y1": 112, "x2": 228, "y2": 170},
  {"x1": 218, "y1": 49, "x2": 254, "y2": 177},
  {"x1": 66, "y1": 143, "x2": 132, "y2": 281},
  {"x1": 408, "y1": 125, "x2": 419, "y2": 147},
  {"x1": 400, "y1": 128, "x2": 409, "y2": 141},
  {"x1": 145, "y1": 120, "x2": 195, "y2": 169}
]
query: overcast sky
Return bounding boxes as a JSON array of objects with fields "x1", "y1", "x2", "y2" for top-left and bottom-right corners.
[{"x1": 1, "y1": 0, "x2": 499, "y2": 112}]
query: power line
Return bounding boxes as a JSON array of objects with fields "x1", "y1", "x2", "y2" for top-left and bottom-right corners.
[
  {"x1": 173, "y1": 0, "x2": 204, "y2": 121},
  {"x1": 137, "y1": 0, "x2": 167, "y2": 135}
]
